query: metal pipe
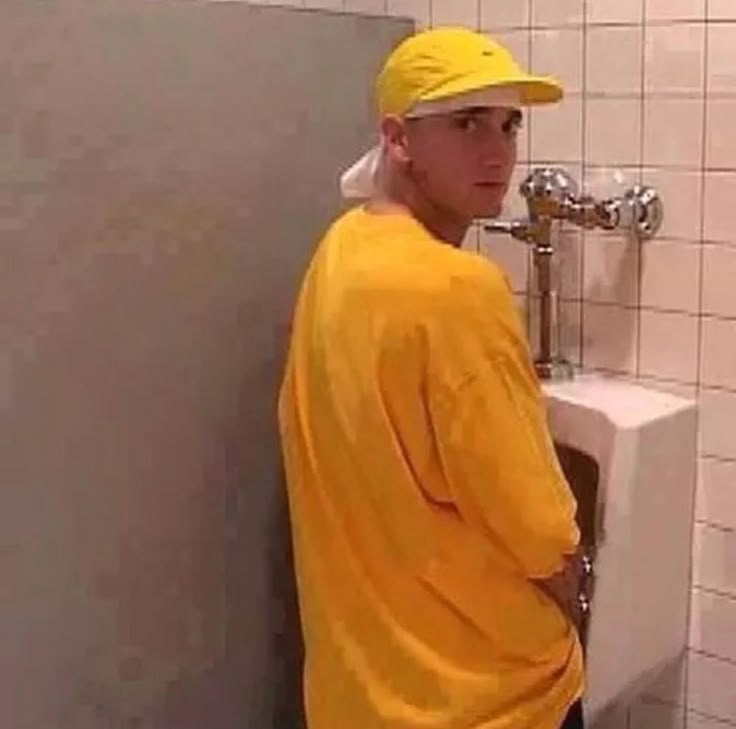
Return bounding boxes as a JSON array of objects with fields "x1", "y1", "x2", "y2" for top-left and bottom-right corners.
[{"x1": 482, "y1": 167, "x2": 664, "y2": 381}]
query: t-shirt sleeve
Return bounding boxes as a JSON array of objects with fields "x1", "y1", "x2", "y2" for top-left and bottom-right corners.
[{"x1": 426, "y1": 259, "x2": 580, "y2": 579}]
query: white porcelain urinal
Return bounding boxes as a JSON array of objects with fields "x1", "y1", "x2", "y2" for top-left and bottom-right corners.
[{"x1": 542, "y1": 374, "x2": 698, "y2": 724}]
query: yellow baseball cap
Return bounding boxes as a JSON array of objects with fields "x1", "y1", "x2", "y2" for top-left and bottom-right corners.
[
  {"x1": 375, "y1": 26, "x2": 563, "y2": 118},
  {"x1": 340, "y1": 27, "x2": 563, "y2": 198}
]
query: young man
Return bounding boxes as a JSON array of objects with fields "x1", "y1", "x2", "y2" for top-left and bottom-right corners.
[{"x1": 279, "y1": 27, "x2": 586, "y2": 729}]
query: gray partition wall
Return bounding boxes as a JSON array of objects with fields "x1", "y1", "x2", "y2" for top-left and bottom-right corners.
[{"x1": 0, "y1": 4, "x2": 412, "y2": 728}]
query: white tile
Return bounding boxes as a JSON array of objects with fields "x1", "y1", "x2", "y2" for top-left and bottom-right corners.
[
  {"x1": 708, "y1": 23, "x2": 736, "y2": 96},
  {"x1": 490, "y1": 29, "x2": 531, "y2": 65},
  {"x1": 640, "y1": 169, "x2": 701, "y2": 241},
  {"x1": 700, "y1": 388, "x2": 736, "y2": 460},
  {"x1": 704, "y1": 172, "x2": 736, "y2": 244},
  {"x1": 530, "y1": 98, "x2": 583, "y2": 162},
  {"x1": 560, "y1": 300, "x2": 582, "y2": 365},
  {"x1": 645, "y1": 24, "x2": 706, "y2": 95},
  {"x1": 583, "y1": 303, "x2": 638, "y2": 373},
  {"x1": 462, "y1": 223, "x2": 480, "y2": 251},
  {"x1": 532, "y1": 0, "x2": 584, "y2": 27},
  {"x1": 478, "y1": 229, "x2": 528, "y2": 292},
  {"x1": 587, "y1": 26, "x2": 643, "y2": 96},
  {"x1": 706, "y1": 99, "x2": 736, "y2": 170},
  {"x1": 709, "y1": 0, "x2": 736, "y2": 20},
  {"x1": 583, "y1": 232, "x2": 639, "y2": 305},
  {"x1": 557, "y1": 225, "x2": 583, "y2": 299},
  {"x1": 304, "y1": 0, "x2": 344, "y2": 8},
  {"x1": 430, "y1": 0, "x2": 478, "y2": 27},
  {"x1": 587, "y1": 0, "x2": 642, "y2": 24},
  {"x1": 697, "y1": 459, "x2": 736, "y2": 530},
  {"x1": 647, "y1": 0, "x2": 705, "y2": 21},
  {"x1": 531, "y1": 28, "x2": 583, "y2": 94},
  {"x1": 501, "y1": 163, "x2": 532, "y2": 218},
  {"x1": 687, "y1": 650, "x2": 736, "y2": 722},
  {"x1": 641, "y1": 240, "x2": 701, "y2": 313},
  {"x1": 629, "y1": 700, "x2": 685, "y2": 729},
  {"x1": 693, "y1": 522, "x2": 736, "y2": 597},
  {"x1": 584, "y1": 165, "x2": 639, "y2": 199},
  {"x1": 586, "y1": 98, "x2": 642, "y2": 166},
  {"x1": 386, "y1": 0, "x2": 431, "y2": 27},
  {"x1": 479, "y1": 0, "x2": 530, "y2": 30},
  {"x1": 636, "y1": 376, "x2": 697, "y2": 399},
  {"x1": 700, "y1": 317, "x2": 736, "y2": 390},
  {"x1": 562, "y1": 163, "x2": 585, "y2": 192},
  {"x1": 643, "y1": 99, "x2": 704, "y2": 169},
  {"x1": 690, "y1": 587, "x2": 736, "y2": 663},
  {"x1": 702, "y1": 244, "x2": 736, "y2": 318},
  {"x1": 640, "y1": 310, "x2": 699, "y2": 383}
]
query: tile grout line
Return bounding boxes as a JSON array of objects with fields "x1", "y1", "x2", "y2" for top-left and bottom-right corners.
[
  {"x1": 693, "y1": 581, "x2": 736, "y2": 605},
  {"x1": 479, "y1": 17, "x2": 736, "y2": 32},
  {"x1": 693, "y1": 584, "x2": 736, "y2": 603},
  {"x1": 533, "y1": 161, "x2": 736, "y2": 174},
  {"x1": 701, "y1": 453, "x2": 736, "y2": 464},
  {"x1": 690, "y1": 647, "x2": 736, "y2": 668},
  {"x1": 696, "y1": 3, "x2": 710, "y2": 400},
  {"x1": 579, "y1": 0, "x2": 589, "y2": 371},
  {"x1": 690, "y1": 10, "x2": 711, "y2": 712},
  {"x1": 640, "y1": 698, "x2": 736, "y2": 729},
  {"x1": 636, "y1": 0, "x2": 647, "y2": 380},
  {"x1": 699, "y1": 380, "x2": 736, "y2": 393},
  {"x1": 688, "y1": 709, "x2": 736, "y2": 729},
  {"x1": 694, "y1": 519, "x2": 736, "y2": 535},
  {"x1": 549, "y1": 298, "x2": 736, "y2": 327},
  {"x1": 571, "y1": 91, "x2": 736, "y2": 99}
]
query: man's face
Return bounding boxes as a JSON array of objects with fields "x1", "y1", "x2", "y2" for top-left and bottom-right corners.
[{"x1": 401, "y1": 106, "x2": 521, "y2": 221}]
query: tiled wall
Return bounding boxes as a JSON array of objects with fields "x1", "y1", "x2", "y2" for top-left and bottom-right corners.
[
  {"x1": 469, "y1": 4, "x2": 736, "y2": 729},
  {"x1": 252, "y1": 1, "x2": 736, "y2": 728}
]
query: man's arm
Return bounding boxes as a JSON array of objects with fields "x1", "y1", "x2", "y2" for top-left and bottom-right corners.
[
  {"x1": 426, "y1": 260, "x2": 581, "y2": 588},
  {"x1": 532, "y1": 548, "x2": 586, "y2": 626},
  {"x1": 429, "y1": 353, "x2": 581, "y2": 581}
]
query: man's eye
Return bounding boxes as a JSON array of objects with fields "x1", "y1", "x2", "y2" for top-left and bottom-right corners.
[
  {"x1": 456, "y1": 116, "x2": 480, "y2": 132},
  {"x1": 502, "y1": 114, "x2": 524, "y2": 135}
]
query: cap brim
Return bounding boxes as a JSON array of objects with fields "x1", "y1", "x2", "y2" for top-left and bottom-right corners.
[{"x1": 421, "y1": 71, "x2": 563, "y2": 107}]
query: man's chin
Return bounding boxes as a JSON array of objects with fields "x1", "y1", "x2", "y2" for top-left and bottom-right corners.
[{"x1": 474, "y1": 201, "x2": 504, "y2": 220}]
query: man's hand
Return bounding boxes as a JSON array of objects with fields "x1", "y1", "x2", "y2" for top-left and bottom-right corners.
[{"x1": 532, "y1": 548, "x2": 591, "y2": 629}]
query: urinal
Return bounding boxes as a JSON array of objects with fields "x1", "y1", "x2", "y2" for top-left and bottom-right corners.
[{"x1": 544, "y1": 374, "x2": 698, "y2": 723}]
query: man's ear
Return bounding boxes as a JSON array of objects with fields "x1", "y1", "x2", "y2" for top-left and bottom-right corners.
[{"x1": 380, "y1": 115, "x2": 411, "y2": 165}]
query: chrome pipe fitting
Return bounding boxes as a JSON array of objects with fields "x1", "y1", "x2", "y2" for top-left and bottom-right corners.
[{"x1": 482, "y1": 167, "x2": 664, "y2": 381}]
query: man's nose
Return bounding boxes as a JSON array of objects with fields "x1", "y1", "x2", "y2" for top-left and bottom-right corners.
[{"x1": 481, "y1": 136, "x2": 516, "y2": 169}]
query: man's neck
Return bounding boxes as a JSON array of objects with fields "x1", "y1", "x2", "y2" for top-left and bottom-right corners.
[{"x1": 367, "y1": 190, "x2": 470, "y2": 248}]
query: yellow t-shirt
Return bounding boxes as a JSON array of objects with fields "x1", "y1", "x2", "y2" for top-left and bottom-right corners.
[{"x1": 278, "y1": 205, "x2": 584, "y2": 729}]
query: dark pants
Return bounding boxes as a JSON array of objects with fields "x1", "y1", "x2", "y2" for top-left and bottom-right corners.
[{"x1": 559, "y1": 700, "x2": 585, "y2": 729}]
